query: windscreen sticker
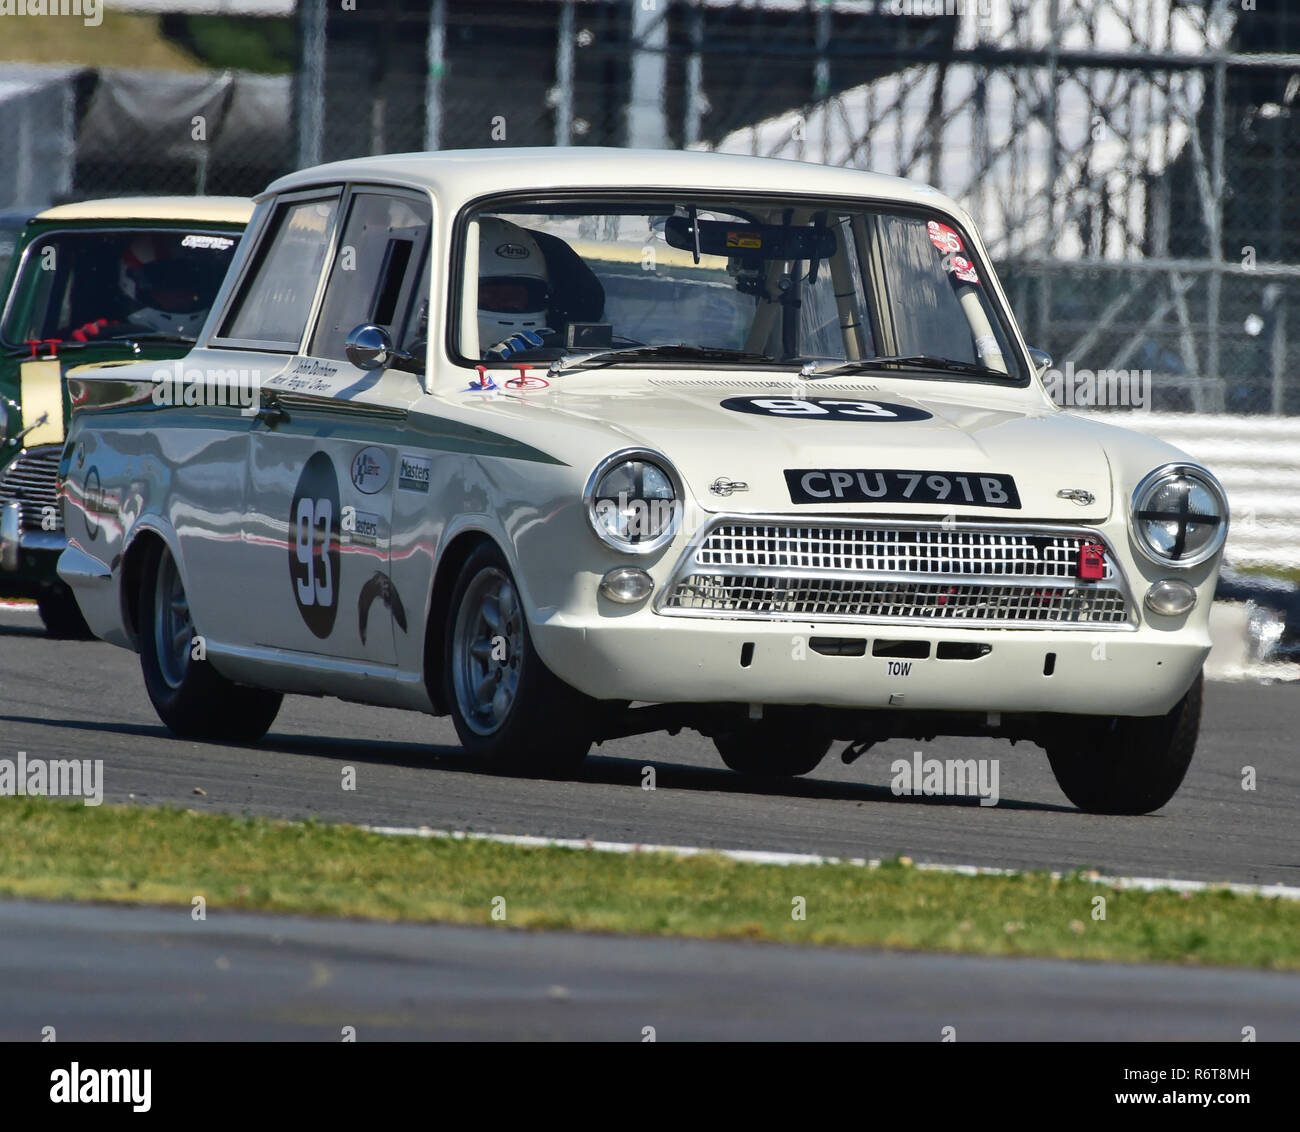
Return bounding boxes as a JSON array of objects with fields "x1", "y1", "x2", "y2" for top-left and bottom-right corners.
[
  {"x1": 289, "y1": 451, "x2": 341, "y2": 639},
  {"x1": 721, "y1": 396, "x2": 933, "y2": 422},
  {"x1": 181, "y1": 234, "x2": 235, "y2": 251},
  {"x1": 926, "y1": 220, "x2": 964, "y2": 255},
  {"x1": 945, "y1": 253, "x2": 980, "y2": 284}
]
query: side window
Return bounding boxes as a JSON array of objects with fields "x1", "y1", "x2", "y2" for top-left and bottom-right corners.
[
  {"x1": 219, "y1": 195, "x2": 339, "y2": 349},
  {"x1": 309, "y1": 192, "x2": 431, "y2": 362}
]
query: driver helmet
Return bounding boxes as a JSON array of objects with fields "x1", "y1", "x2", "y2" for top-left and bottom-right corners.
[
  {"x1": 477, "y1": 217, "x2": 550, "y2": 349},
  {"x1": 119, "y1": 235, "x2": 209, "y2": 338}
]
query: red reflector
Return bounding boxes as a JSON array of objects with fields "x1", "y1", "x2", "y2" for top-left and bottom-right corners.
[{"x1": 1077, "y1": 542, "x2": 1106, "y2": 580}]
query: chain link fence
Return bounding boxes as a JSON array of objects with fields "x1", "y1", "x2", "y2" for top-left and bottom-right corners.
[{"x1": 0, "y1": 0, "x2": 1296, "y2": 412}]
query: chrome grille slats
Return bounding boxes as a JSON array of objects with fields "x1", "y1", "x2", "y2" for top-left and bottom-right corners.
[
  {"x1": 659, "y1": 517, "x2": 1134, "y2": 629},
  {"x1": 693, "y1": 522, "x2": 1116, "y2": 580},
  {"x1": 0, "y1": 446, "x2": 63, "y2": 534}
]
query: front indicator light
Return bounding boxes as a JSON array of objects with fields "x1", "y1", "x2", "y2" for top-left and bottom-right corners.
[
  {"x1": 599, "y1": 566, "x2": 653, "y2": 604},
  {"x1": 1144, "y1": 579, "x2": 1196, "y2": 616}
]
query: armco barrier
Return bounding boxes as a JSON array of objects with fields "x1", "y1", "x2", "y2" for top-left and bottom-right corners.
[{"x1": 1109, "y1": 413, "x2": 1300, "y2": 570}]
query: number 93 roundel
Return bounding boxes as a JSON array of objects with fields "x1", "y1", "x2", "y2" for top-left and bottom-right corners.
[{"x1": 289, "y1": 451, "x2": 341, "y2": 638}]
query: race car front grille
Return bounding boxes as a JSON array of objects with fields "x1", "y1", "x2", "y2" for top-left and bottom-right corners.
[
  {"x1": 693, "y1": 522, "x2": 1119, "y2": 581},
  {"x1": 0, "y1": 445, "x2": 62, "y2": 534},
  {"x1": 658, "y1": 518, "x2": 1135, "y2": 629}
]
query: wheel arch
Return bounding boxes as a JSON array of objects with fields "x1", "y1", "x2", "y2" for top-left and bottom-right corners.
[
  {"x1": 119, "y1": 523, "x2": 179, "y2": 650},
  {"x1": 423, "y1": 528, "x2": 502, "y2": 714}
]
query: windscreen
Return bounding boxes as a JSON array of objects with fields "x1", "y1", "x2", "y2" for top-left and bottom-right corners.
[
  {"x1": 2, "y1": 228, "x2": 239, "y2": 347},
  {"x1": 458, "y1": 198, "x2": 1021, "y2": 379}
]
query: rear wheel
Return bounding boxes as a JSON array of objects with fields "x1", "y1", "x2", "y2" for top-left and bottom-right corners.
[
  {"x1": 443, "y1": 543, "x2": 591, "y2": 775},
  {"x1": 713, "y1": 713, "x2": 831, "y2": 777},
  {"x1": 37, "y1": 584, "x2": 93, "y2": 639},
  {"x1": 1045, "y1": 672, "x2": 1202, "y2": 815},
  {"x1": 138, "y1": 541, "x2": 282, "y2": 743}
]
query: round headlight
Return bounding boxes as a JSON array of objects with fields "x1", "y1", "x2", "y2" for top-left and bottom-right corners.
[
  {"x1": 1130, "y1": 464, "x2": 1228, "y2": 567},
  {"x1": 585, "y1": 449, "x2": 682, "y2": 554}
]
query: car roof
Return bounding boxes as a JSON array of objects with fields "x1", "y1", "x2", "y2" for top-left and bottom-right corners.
[
  {"x1": 261, "y1": 147, "x2": 968, "y2": 219},
  {"x1": 33, "y1": 196, "x2": 255, "y2": 225}
]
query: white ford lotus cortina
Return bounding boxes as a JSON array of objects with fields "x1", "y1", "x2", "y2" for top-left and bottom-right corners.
[{"x1": 57, "y1": 148, "x2": 1229, "y2": 814}]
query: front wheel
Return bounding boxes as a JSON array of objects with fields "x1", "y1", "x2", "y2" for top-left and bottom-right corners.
[
  {"x1": 1045, "y1": 672, "x2": 1202, "y2": 815},
  {"x1": 443, "y1": 543, "x2": 592, "y2": 775},
  {"x1": 138, "y1": 541, "x2": 282, "y2": 743},
  {"x1": 713, "y1": 713, "x2": 831, "y2": 777}
]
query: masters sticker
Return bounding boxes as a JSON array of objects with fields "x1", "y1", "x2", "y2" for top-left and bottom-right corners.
[{"x1": 397, "y1": 454, "x2": 432, "y2": 493}]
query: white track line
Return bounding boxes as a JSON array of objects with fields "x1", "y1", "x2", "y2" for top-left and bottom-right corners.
[
  {"x1": 361, "y1": 825, "x2": 1300, "y2": 901},
  {"x1": 0, "y1": 601, "x2": 36, "y2": 611}
]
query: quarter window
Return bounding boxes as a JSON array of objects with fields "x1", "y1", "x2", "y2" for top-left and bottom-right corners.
[{"x1": 220, "y1": 195, "x2": 339, "y2": 349}]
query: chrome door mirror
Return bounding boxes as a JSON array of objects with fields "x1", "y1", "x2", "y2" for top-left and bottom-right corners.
[
  {"x1": 345, "y1": 324, "x2": 394, "y2": 370},
  {"x1": 1027, "y1": 347, "x2": 1053, "y2": 378}
]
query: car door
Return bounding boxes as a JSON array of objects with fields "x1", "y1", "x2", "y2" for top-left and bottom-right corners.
[{"x1": 243, "y1": 187, "x2": 432, "y2": 664}]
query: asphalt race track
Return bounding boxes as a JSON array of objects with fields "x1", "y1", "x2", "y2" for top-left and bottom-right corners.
[
  {"x1": 2, "y1": 606, "x2": 1297, "y2": 886},
  {"x1": 2, "y1": 604, "x2": 1299, "y2": 1040},
  {"x1": 3, "y1": 898, "x2": 1298, "y2": 1040}
]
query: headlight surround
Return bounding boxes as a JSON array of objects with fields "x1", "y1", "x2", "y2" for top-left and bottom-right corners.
[
  {"x1": 584, "y1": 449, "x2": 683, "y2": 554},
  {"x1": 1130, "y1": 463, "x2": 1229, "y2": 568}
]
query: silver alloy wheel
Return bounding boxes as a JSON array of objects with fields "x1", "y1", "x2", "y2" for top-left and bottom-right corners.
[
  {"x1": 452, "y1": 566, "x2": 524, "y2": 736},
  {"x1": 153, "y1": 551, "x2": 193, "y2": 690}
]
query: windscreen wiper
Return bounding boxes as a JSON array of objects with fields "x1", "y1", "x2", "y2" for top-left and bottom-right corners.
[
  {"x1": 800, "y1": 354, "x2": 995, "y2": 379},
  {"x1": 548, "y1": 344, "x2": 775, "y2": 376}
]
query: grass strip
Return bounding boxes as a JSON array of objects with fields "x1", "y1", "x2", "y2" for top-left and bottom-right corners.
[{"x1": 3, "y1": 796, "x2": 1298, "y2": 969}]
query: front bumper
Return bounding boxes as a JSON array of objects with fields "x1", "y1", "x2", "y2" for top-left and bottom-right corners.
[
  {"x1": 0, "y1": 499, "x2": 65, "y2": 581},
  {"x1": 531, "y1": 611, "x2": 1210, "y2": 717}
]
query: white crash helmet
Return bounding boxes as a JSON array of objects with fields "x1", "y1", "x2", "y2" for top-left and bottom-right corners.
[
  {"x1": 119, "y1": 235, "x2": 209, "y2": 338},
  {"x1": 477, "y1": 217, "x2": 550, "y2": 347}
]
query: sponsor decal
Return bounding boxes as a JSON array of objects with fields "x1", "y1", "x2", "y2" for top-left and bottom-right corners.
[
  {"x1": 345, "y1": 509, "x2": 383, "y2": 547},
  {"x1": 289, "y1": 452, "x2": 341, "y2": 638},
  {"x1": 785, "y1": 468, "x2": 1020, "y2": 508},
  {"x1": 926, "y1": 220, "x2": 963, "y2": 255},
  {"x1": 495, "y1": 243, "x2": 529, "y2": 259},
  {"x1": 180, "y1": 234, "x2": 234, "y2": 251},
  {"x1": 350, "y1": 446, "x2": 391, "y2": 494},
  {"x1": 397, "y1": 454, "x2": 432, "y2": 493},
  {"x1": 725, "y1": 230, "x2": 762, "y2": 249},
  {"x1": 721, "y1": 396, "x2": 933, "y2": 422},
  {"x1": 947, "y1": 254, "x2": 979, "y2": 284}
]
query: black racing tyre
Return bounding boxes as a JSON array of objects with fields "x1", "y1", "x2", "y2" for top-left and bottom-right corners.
[
  {"x1": 137, "y1": 541, "x2": 282, "y2": 743},
  {"x1": 37, "y1": 584, "x2": 93, "y2": 639},
  {"x1": 713, "y1": 713, "x2": 831, "y2": 777},
  {"x1": 1045, "y1": 671, "x2": 1202, "y2": 815},
  {"x1": 443, "y1": 542, "x2": 592, "y2": 776}
]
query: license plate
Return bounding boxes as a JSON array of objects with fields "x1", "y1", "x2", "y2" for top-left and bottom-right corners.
[{"x1": 785, "y1": 469, "x2": 1021, "y2": 508}]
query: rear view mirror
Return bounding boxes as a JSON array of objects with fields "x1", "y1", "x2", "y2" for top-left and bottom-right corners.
[{"x1": 664, "y1": 216, "x2": 837, "y2": 262}]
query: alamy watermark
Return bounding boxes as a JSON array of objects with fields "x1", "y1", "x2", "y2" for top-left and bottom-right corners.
[
  {"x1": 891, "y1": 750, "x2": 1000, "y2": 807},
  {"x1": 151, "y1": 360, "x2": 262, "y2": 416},
  {"x1": 0, "y1": 0, "x2": 102, "y2": 28},
  {"x1": 0, "y1": 751, "x2": 103, "y2": 806},
  {"x1": 1043, "y1": 362, "x2": 1152, "y2": 410}
]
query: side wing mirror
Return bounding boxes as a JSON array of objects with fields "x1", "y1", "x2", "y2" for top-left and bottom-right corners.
[
  {"x1": 344, "y1": 324, "x2": 422, "y2": 375},
  {"x1": 1027, "y1": 347, "x2": 1052, "y2": 378}
]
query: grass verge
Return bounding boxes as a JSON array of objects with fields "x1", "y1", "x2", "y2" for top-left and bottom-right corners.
[{"x1": 3, "y1": 796, "x2": 1298, "y2": 969}]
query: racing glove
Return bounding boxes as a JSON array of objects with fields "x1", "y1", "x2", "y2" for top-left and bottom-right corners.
[{"x1": 484, "y1": 329, "x2": 549, "y2": 360}]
